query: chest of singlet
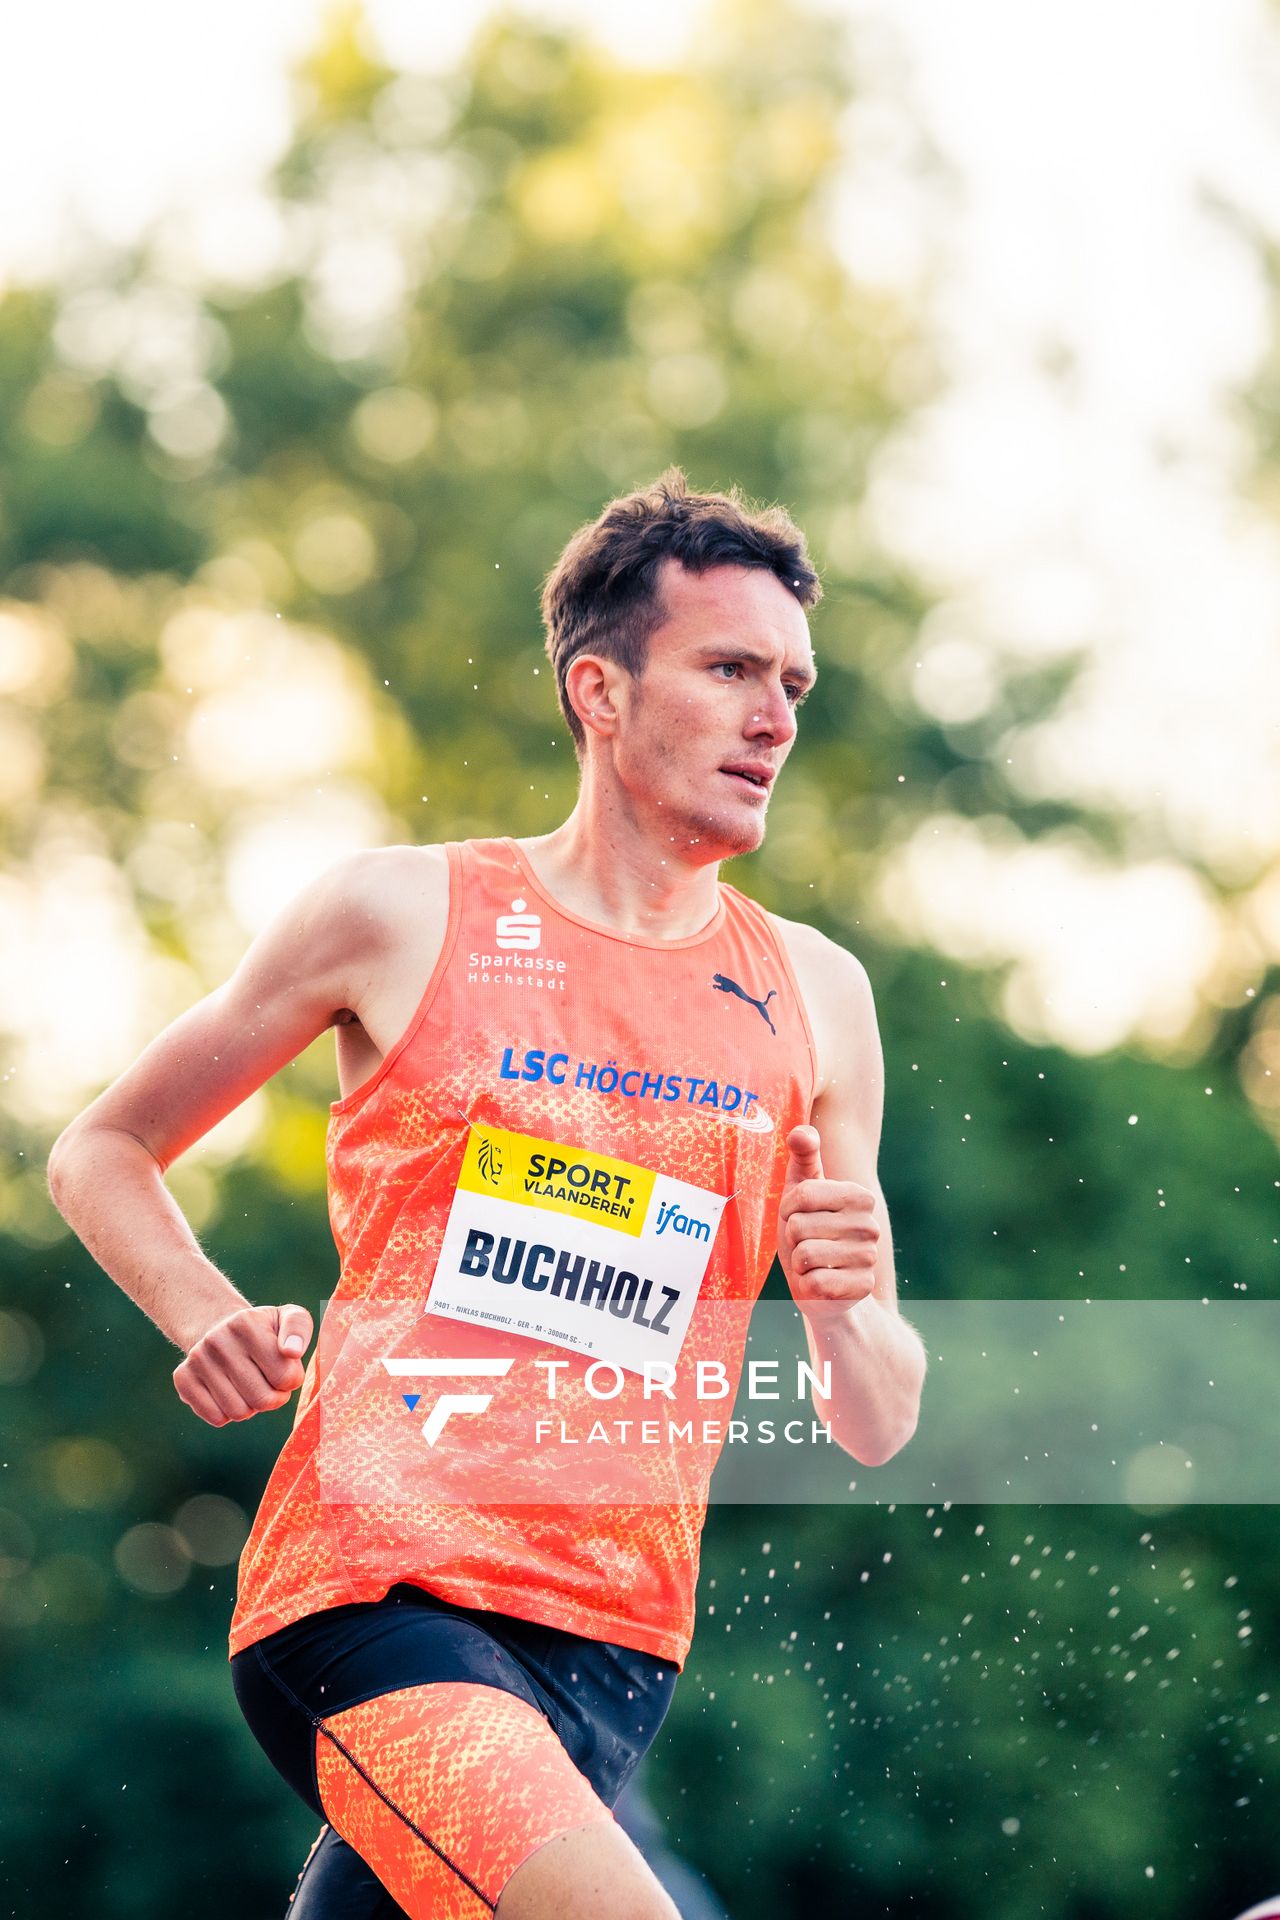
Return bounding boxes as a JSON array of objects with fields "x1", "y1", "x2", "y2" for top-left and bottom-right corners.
[{"x1": 229, "y1": 836, "x2": 817, "y2": 1667}]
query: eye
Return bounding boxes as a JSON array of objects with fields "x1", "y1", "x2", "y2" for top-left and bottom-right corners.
[{"x1": 713, "y1": 662, "x2": 809, "y2": 705}]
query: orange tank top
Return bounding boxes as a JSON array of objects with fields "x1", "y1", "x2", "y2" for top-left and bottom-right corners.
[{"x1": 229, "y1": 836, "x2": 816, "y2": 1667}]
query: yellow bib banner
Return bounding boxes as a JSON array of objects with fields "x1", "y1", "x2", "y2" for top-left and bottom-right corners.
[{"x1": 426, "y1": 1122, "x2": 729, "y2": 1373}]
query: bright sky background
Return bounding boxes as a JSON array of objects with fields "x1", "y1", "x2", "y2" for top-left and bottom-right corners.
[{"x1": 4, "y1": 0, "x2": 1280, "y2": 1104}]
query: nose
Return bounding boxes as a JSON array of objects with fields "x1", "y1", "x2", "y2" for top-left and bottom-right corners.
[{"x1": 747, "y1": 679, "x2": 798, "y2": 748}]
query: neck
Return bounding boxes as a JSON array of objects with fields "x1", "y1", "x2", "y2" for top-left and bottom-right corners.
[{"x1": 516, "y1": 791, "x2": 723, "y2": 941}]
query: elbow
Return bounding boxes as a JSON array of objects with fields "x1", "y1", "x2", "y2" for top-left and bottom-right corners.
[
  {"x1": 847, "y1": 1421, "x2": 918, "y2": 1469},
  {"x1": 46, "y1": 1129, "x2": 78, "y2": 1205},
  {"x1": 842, "y1": 1426, "x2": 910, "y2": 1469},
  {"x1": 867, "y1": 1414, "x2": 920, "y2": 1467},
  {"x1": 47, "y1": 1119, "x2": 99, "y2": 1207}
]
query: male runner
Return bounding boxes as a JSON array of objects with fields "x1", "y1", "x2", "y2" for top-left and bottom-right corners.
[{"x1": 47, "y1": 468, "x2": 927, "y2": 1919}]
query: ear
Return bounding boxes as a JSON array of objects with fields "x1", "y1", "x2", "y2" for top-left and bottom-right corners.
[{"x1": 564, "y1": 652, "x2": 621, "y2": 744}]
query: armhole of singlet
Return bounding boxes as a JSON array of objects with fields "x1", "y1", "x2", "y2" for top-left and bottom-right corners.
[
  {"x1": 729, "y1": 885, "x2": 821, "y2": 1115},
  {"x1": 329, "y1": 842, "x2": 464, "y2": 1118}
]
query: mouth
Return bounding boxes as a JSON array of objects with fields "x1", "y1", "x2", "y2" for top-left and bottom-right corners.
[{"x1": 720, "y1": 766, "x2": 773, "y2": 796}]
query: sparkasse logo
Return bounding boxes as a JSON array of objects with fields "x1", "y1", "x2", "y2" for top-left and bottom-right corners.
[{"x1": 496, "y1": 897, "x2": 540, "y2": 950}]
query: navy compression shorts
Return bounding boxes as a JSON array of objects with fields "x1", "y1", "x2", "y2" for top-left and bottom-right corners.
[{"x1": 230, "y1": 1581, "x2": 678, "y2": 1917}]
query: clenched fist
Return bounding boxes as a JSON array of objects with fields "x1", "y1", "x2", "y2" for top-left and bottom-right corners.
[
  {"x1": 778, "y1": 1124, "x2": 880, "y2": 1322},
  {"x1": 173, "y1": 1303, "x2": 313, "y2": 1427}
]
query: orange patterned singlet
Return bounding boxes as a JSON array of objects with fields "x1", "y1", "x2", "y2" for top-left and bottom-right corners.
[{"x1": 229, "y1": 836, "x2": 816, "y2": 1668}]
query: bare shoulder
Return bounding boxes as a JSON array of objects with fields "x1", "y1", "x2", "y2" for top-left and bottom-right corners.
[
  {"x1": 346, "y1": 841, "x2": 450, "y2": 934},
  {"x1": 767, "y1": 908, "x2": 871, "y2": 1001},
  {"x1": 765, "y1": 909, "x2": 876, "y2": 1098},
  {"x1": 219, "y1": 840, "x2": 450, "y2": 1028},
  {"x1": 324, "y1": 839, "x2": 450, "y2": 995},
  {"x1": 48, "y1": 843, "x2": 454, "y2": 1171}
]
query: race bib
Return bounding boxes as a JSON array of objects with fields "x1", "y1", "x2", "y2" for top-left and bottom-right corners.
[{"x1": 425, "y1": 1122, "x2": 729, "y2": 1374}]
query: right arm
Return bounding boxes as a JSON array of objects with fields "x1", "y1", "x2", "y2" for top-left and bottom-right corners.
[{"x1": 45, "y1": 849, "x2": 393, "y2": 1427}]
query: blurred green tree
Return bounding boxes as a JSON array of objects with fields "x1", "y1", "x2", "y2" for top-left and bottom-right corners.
[{"x1": 0, "y1": 2, "x2": 1276, "y2": 1917}]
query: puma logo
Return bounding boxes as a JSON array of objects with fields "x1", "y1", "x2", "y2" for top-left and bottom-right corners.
[{"x1": 711, "y1": 973, "x2": 777, "y2": 1035}]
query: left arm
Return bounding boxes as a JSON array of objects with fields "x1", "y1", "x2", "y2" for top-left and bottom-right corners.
[{"x1": 776, "y1": 939, "x2": 926, "y2": 1466}]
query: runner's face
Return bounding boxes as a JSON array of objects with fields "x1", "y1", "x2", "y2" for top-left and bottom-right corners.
[{"x1": 619, "y1": 560, "x2": 816, "y2": 858}]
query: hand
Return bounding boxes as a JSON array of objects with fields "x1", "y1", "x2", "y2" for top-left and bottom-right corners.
[
  {"x1": 173, "y1": 1302, "x2": 313, "y2": 1427},
  {"x1": 778, "y1": 1124, "x2": 880, "y2": 1322}
]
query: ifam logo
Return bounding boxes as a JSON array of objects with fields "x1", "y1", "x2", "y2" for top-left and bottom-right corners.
[
  {"x1": 382, "y1": 1355, "x2": 515, "y2": 1446},
  {"x1": 655, "y1": 1199, "x2": 712, "y2": 1242}
]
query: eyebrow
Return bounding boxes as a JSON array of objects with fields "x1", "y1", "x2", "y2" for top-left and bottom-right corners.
[{"x1": 698, "y1": 645, "x2": 818, "y2": 689}]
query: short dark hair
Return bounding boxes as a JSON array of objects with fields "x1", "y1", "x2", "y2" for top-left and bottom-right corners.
[{"x1": 539, "y1": 466, "x2": 822, "y2": 756}]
